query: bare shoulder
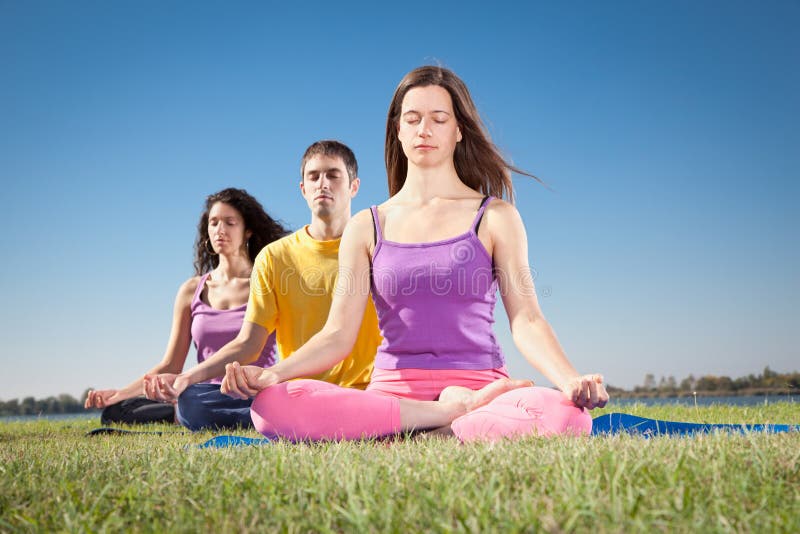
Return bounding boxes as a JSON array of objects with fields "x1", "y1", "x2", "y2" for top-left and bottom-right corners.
[
  {"x1": 345, "y1": 209, "x2": 377, "y2": 239},
  {"x1": 351, "y1": 207, "x2": 376, "y2": 227},
  {"x1": 484, "y1": 197, "x2": 523, "y2": 228},
  {"x1": 176, "y1": 275, "x2": 202, "y2": 305},
  {"x1": 338, "y1": 209, "x2": 377, "y2": 259}
]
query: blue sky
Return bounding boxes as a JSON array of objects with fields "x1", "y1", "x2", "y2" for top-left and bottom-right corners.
[{"x1": 1, "y1": 0, "x2": 797, "y2": 400}]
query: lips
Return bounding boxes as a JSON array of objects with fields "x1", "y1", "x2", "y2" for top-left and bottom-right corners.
[{"x1": 415, "y1": 145, "x2": 436, "y2": 150}]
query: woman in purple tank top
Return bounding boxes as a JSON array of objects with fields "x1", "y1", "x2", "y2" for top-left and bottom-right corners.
[
  {"x1": 222, "y1": 67, "x2": 609, "y2": 442},
  {"x1": 85, "y1": 188, "x2": 286, "y2": 430}
]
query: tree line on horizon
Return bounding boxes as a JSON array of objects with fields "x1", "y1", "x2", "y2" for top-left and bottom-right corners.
[
  {"x1": 1, "y1": 368, "x2": 798, "y2": 416},
  {"x1": 0, "y1": 391, "x2": 90, "y2": 417},
  {"x1": 608, "y1": 366, "x2": 799, "y2": 397}
]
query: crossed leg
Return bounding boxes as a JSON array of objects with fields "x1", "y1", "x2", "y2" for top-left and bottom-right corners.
[
  {"x1": 449, "y1": 386, "x2": 592, "y2": 442},
  {"x1": 250, "y1": 377, "x2": 532, "y2": 441}
]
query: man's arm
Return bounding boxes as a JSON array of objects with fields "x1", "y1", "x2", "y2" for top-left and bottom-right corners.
[{"x1": 144, "y1": 321, "x2": 270, "y2": 402}]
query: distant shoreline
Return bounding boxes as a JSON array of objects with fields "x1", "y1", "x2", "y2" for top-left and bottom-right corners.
[{"x1": 610, "y1": 388, "x2": 795, "y2": 399}]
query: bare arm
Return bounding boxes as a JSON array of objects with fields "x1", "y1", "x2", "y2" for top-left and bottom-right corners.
[
  {"x1": 221, "y1": 210, "x2": 374, "y2": 398},
  {"x1": 181, "y1": 321, "x2": 270, "y2": 384},
  {"x1": 143, "y1": 318, "x2": 271, "y2": 403},
  {"x1": 488, "y1": 200, "x2": 607, "y2": 409},
  {"x1": 85, "y1": 277, "x2": 196, "y2": 408}
]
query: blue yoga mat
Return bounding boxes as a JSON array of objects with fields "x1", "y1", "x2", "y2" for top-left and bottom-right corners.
[
  {"x1": 591, "y1": 412, "x2": 800, "y2": 436},
  {"x1": 197, "y1": 435, "x2": 271, "y2": 449},
  {"x1": 193, "y1": 414, "x2": 800, "y2": 448}
]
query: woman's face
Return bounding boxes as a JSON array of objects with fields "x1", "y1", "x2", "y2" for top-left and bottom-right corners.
[
  {"x1": 397, "y1": 84, "x2": 462, "y2": 168},
  {"x1": 207, "y1": 202, "x2": 251, "y2": 256}
]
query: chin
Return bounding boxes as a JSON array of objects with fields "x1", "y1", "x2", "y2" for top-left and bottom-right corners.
[{"x1": 314, "y1": 207, "x2": 333, "y2": 218}]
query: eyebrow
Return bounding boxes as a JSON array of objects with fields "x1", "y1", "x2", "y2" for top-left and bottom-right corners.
[
  {"x1": 402, "y1": 109, "x2": 452, "y2": 116},
  {"x1": 305, "y1": 167, "x2": 343, "y2": 174}
]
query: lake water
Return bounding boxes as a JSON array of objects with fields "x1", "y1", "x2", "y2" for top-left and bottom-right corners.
[
  {"x1": 0, "y1": 412, "x2": 100, "y2": 423},
  {"x1": 612, "y1": 394, "x2": 796, "y2": 407}
]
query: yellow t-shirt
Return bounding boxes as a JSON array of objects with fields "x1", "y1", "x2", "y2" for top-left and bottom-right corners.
[{"x1": 245, "y1": 226, "x2": 381, "y2": 389}]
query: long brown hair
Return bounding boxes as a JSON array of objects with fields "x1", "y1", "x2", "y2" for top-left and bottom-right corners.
[
  {"x1": 194, "y1": 188, "x2": 288, "y2": 275},
  {"x1": 385, "y1": 66, "x2": 542, "y2": 202}
]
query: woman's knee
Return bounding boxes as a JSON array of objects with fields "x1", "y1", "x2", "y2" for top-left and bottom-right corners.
[
  {"x1": 451, "y1": 386, "x2": 591, "y2": 442},
  {"x1": 523, "y1": 387, "x2": 591, "y2": 435}
]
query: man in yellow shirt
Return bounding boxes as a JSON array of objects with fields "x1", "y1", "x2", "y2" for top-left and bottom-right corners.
[{"x1": 145, "y1": 140, "x2": 381, "y2": 420}]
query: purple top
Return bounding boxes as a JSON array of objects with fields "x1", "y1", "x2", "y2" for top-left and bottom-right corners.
[
  {"x1": 190, "y1": 273, "x2": 277, "y2": 384},
  {"x1": 370, "y1": 197, "x2": 505, "y2": 370}
]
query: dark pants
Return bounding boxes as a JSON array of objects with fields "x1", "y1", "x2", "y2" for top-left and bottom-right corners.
[
  {"x1": 101, "y1": 397, "x2": 175, "y2": 425},
  {"x1": 176, "y1": 383, "x2": 254, "y2": 431}
]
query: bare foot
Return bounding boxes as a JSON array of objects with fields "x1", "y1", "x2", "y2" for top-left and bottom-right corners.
[
  {"x1": 440, "y1": 378, "x2": 533, "y2": 413},
  {"x1": 413, "y1": 425, "x2": 455, "y2": 441}
]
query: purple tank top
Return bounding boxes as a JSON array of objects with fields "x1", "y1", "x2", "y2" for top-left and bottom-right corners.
[
  {"x1": 370, "y1": 197, "x2": 505, "y2": 370},
  {"x1": 191, "y1": 273, "x2": 277, "y2": 384}
]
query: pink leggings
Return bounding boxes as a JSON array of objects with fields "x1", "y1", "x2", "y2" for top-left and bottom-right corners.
[{"x1": 250, "y1": 367, "x2": 592, "y2": 442}]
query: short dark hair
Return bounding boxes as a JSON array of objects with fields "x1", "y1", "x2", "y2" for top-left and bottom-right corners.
[
  {"x1": 194, "y1": 188, "x2": 289, "y2": 275},
  {"x1": 300, "y1": 140, "x2": 358, "y2": 184}
]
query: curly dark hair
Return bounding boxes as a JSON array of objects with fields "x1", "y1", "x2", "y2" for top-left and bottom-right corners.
[{"x1": 194, "y1": 188, "x2": 289, "y2": 275}]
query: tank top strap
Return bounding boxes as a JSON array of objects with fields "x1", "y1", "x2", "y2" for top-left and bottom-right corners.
[
  {"x1": 192, "y1": 272, "x2": 212, "y2": 305},
  {"x1": 472, "y1": 196, "x2": 493, "y2": 234},
  {"x1": 369, "y1": 205, "x2": 383, "y2": 245}
]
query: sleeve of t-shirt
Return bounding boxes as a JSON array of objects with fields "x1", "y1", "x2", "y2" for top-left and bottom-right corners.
[{"x1": 245, "y1": 247, "x2": 279, "y2": 332}]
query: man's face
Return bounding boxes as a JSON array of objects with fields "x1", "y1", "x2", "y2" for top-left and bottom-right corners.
[{"x1": 300, "y1": 154, "x2": 360, "y2": 219}]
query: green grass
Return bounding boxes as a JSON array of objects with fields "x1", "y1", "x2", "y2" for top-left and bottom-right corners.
[{"x1": 1, "y1": 404, "x2": 799, "y2": 532}]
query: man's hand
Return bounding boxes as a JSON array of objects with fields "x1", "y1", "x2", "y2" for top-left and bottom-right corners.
[{"x1": 220, "y1": 363, "x2": 279, "y2": 400}]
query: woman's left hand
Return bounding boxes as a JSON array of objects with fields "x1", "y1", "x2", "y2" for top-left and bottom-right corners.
[
  {"x1": 560, "y1": 374, "x2": 608, "y2": 410},
  {"x1": 142, "y1": 373, "x2": 187, "y2": 404}
]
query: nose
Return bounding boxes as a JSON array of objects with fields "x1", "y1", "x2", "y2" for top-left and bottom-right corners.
[{"x1": 417, "y1": 118, "x2": 432, "y2": 138}]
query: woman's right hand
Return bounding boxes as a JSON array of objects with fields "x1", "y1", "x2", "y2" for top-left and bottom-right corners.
[
  {"x1": 220, "y1": 363, "x2": 279, "y2": 400},
  {"x1": 84, "y1": 389, "x2": 120, "y2": 409}
]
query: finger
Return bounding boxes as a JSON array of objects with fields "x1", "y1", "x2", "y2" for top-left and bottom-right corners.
[
  {"x1": 577, "y1": 379, "x2": 590, "y2": 407},
  {"x1": 220, "y1": 365, "x2": 231, "y2": 395},
  {"x1": 224, "y1": 365, "x2": 239, "y2": 396},
  {"x1": 229, "y1": 363, "x2": 248, "y2": 399},
  {"x1": 240, "y1": 368, "x2": 263, "y2": 397},
  {"x1": 596, "y1": 383, "x2": 609, "y2": 408},
  {"x1": 565, "y1": 382, "x2": 580, "y2": 404},
  {"x1": 143, "y1": 376, "x2": 154, "y2": 400},
  {"x1": 565, "y1": 383, "x2": 581, "y2": 406},
  {"x1": 150, "y1": 377, "x2": 167, "y2": 402},
  {"x1": 223, "y1": 363, "x2": 241, "y2": 398},
  {"x1": 147, "y1": 378, "x2": 160, "y2": 401},
  {"x1": 586, "y1": 379, "x2": 599, "y2": 409},
  {"x1": 225, "y1": 363, "x2": 247, "y2": 400},
  {"x1": 593, "y1": 374, "x2": 604, "y2": 384},
  {"x1": 158, "y1": 377, "x2": 178, "y2": 403},
  {"x1": 146, "y1": 378, "x2": 161, "y2": 401},
  {"x1": 234, "y1": 363, "x2": 258, "y2": 398},
  {"x1": 160, "y1": 377, "x2": 177, "y2": 396}
]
